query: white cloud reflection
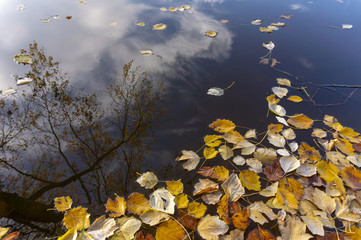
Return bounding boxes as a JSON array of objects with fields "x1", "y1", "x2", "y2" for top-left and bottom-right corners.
[{"x1": 0, "y1": 0, "x2": 233, "y2": 91}]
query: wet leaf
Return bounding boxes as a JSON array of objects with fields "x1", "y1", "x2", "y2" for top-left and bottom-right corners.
[
  {"x1": 233, "y1": 155, "x2": 246, "y2": 165},
  {"x1": 221, "y1": 173, "x2": 245, "y2": 201},
  {"x1": 281, "y1": 14, "x2": 292, "y2": 19},
  {"x1": 87, "y1": 215, "x2": 118, "y2": 240},
  {"x1": 268, "y1": 133, "x2": 285, "y2": 147},
  {"x1": 342, "y1": 166, "x2": 361, "y2": 191},
  {"x1": 169, "y1": 7, "x2": 178, "y2": 12},
  {"x1": 298, "y1": 142, "x2": 321, "y2": 163},
  {"x1": 272, "y1": 87, "x2": 288, "y2": 98},
  {"x1": 270, "y1": 58, "x2": 280, "y2": 67},
  {"x1": 280, "y1": 156, "x2": 300, "y2": 173},
  {"x1": 263, "y1": 41, "x2": 275, "y2": 50},
  {"x1": 342, "y1": 24, "x2": 353, "y2": 29},
  {"x1": 201, "y1": 191, "x2": 223, "y2": 205},
  {"x1": 276, "y1": 188, "x2": 299, "y2": 210},
  {"x1": 176, "y1": 150, "x2": 200, "y2": 171},
  {"x1": 246, "y1": 227, "x2": 276, "y2": 240},
  {"x1": 268, "y1": 104, "x2": 286, "y2": 116},
  {"x1": 174, "y1": 193, "x2": 189, "y2": 208},
  {"x1": 139, "y1": 50, "x2": 153, "y2": 55},
  {"x1": 205, "y1": 31, "x2": 218, "y2": 38},
  {"x1": 207, "y1": 87, "x2": 224, "y2": 96},
  {"x1": 246, "y1": 158, "x2": 262, "y2": 173},
  {"x1": 65, "y1": 16, "x2": 72, "y2": 19},
  {"x1": 276, "y1": 78, "x2": 291, "y2": 87},
  {"x1": 54, "y1": 196, "x2": 73, "y2": 212},
  {"x1": 312, "y1": 129, "x2": 327, "y2": 138},
  {"x1": 271, "y1": 22, "x2": 286, "y2": 27},
  {"x1": 244, "y1": 129, "x2": 256, "y2": 139},
  {"x1": 204, "y1": 147, "x2": 218, "y2": 159},
  {"x1": 197, "y1": 215, "x2": 229, "y2": 240},
  {"x1": 223, "y1": 130, "x2": 244, "y2": 144},
  {"x1": 14, "y1": 55, "x2": 32, "y2": 64},
  {"x1": 264, "y1": 162, "x2": 284, "y2": 181},
  {"x1": 194, "y1": 179, "x2": 219, "y2": 196},
  {"x1": 0, "y1": 228, "x2": 9, "y2": 239},
  {"x1": 213, "y1": 166, "x2": 230, "y2": 182},
  {"x1": 232, "y1": 208, "x2": 250, "y2": 231},
  {"x1": 63, "y1": 206, "x2": 90, "y2": 230},
  {"x1": 58, "y1": 228, "x2": 77, "y2": 240},
  {"x1": 313, "y1": 188, "x2": 336, "y2": 214},
  {"x1": 217, "y1": 195, "x2": 230, "y2": 224},
  {"x1": 136, "y1": 171, "x2": 158, "y2": 189},
  {"x1": 179, "y1": 215, "x2": 198, "y2": 231},
  {"x1": 296, "y1": 163, "x2": 317, "y2": 177},
  {"x1": 259, "y1": 27, "x2": 274, "y2": 33},
  {"x1": 105, "y1": 194, "x2": 126, "y2": 217},
  {"x1": 259, "y1": 58, "x2": 269, "y2": 65},
  {"x1": 279, "y1": 215, "x2": 312, "y2": 240},
  {"x1": 344, "y1": 225, "x2": 361, "y2": 240},
  {"x1": 254, "y1": 148, "x2": 277, "y2": 164},
  {"x1": 221, "y1": 229, "x2": 245, "y2": 240},
  {"x1": 282, "y1": 128, "x2": 296, "y2": 140},
  {"x1": 153, "y1": 24, "x2": 167, "y2": 30},
  {"x1": 249, "y1": 201, "x2": 277, "y2": 224},
  {"x1": 218, "y1": 145, "x2": 234, "y2": 160},
  {"x1": 140, "y1": 209, "x2": 170, "y2": 226},
  {"x1": 259, "y1": 182, "x2": 278, "y2": 197},
  {"x1": 127, "y1": 193, "x2": 151, "y2": 215},
  {"x1": 288, "y1": 95, "x2": 303, "y2": 102},
  {"x1": 166, "y1": 180, "x2": 184, "y2": 196},
  {"x1": 149, "y1": 188, "x2": 175, "y2": 214},
  {"x1": 136, "y1": 22, "x2": 145, "y2": 26},
  {"x1": 287, "y1": 114, "x2": 314, "y2": 129},
  {"x1": 316, "y1": 161, "x2": 339, "y2": 182},
  {"x1": 204, "y1": 135, "x2": 222, "y2": 147},
  {"x1": 251, "y1": 19, "x2": 263, "y2": 25},
  {"x1": 210, "y1": 119, "x2": 236, "y2": 133},
  {"x1": 335, "y1": 137, "x2": 355, "y2": 155},
  {"x1": 188, "y1": 202, "x2": 207, "y2": 219},
  {"x1": 239, "y1": 170, "x2": 261, "y2": 191},
  {"x1": 220, "y1": 19, "x2": 229, "y2": 23},
  {"x1": 156, "y1": 219, "x2": 186, "y2": 240},
  {"x1": 160, "y1": 7, "x2": 167, "y2": 11}
]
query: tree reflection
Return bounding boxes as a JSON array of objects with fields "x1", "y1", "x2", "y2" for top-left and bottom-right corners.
[{"x1": 0, "y1": 42, "x2": 165, "y2": 237}]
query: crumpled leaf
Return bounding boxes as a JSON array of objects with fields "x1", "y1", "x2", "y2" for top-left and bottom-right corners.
[
  {"x1": 194, "y1": 179, "x2": 219, "y2": 196},
  {"x1": 221, "y1": 173, "x2": 245, "y2": 201},
  {"x1": 239, "y1": 170, "x2": 261, "y2": 191},
  {"x1": 149, "y1": 188, "x2": 175, "y2": 214},
  {"x1": 244, "y1": 129, "x2": 256, "y2": 139},
  {"x1": 63, "y1": 206, "x2": 90, "y2": 230},
  {"x1": 54, "y1": 196, "x2": 73, "y2": 212},
  {"x1": 16, "y1": 77, "x2": 33, "y2": 86},
  {"x1": 153, "y1": 23, "x2": 167, "y2": 30},
  {"x1": 136, "y1": 171, "x2": 158, "y2": 189},
  {"x1": 205, "y1": 31, "x2": 217, "y2": 38},
  {"x1": 176, "y1": 150, "x2": 200, "y2": 171},
  {"x1": 87, "y1": 215, "x2": 118, "y2": 240},
  {"x1": 287, "y1": 114, "x2": 314, "y2": 129},
  {"x1": 140, "y1": 209, "x2": 170, "y2": 226},
  {"x1": 127, "y1": 193, "x2": 151, "y2": 215},
  {"x1": 105, "y1": 194, "x2": 126, "y2": 217},
  {"x1": 197, "y1": 215, "x2": 229, "y2": 240},
  {"x1": 207, "y1": 87, "x2": 224, "y2": 96},
  {"x1": 156, "y1": 219, "x2": 186, "y2": 240}
]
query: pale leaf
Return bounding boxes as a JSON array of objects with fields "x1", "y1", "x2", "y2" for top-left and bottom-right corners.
[
  {"x1": 272, "y1": 87, "x2": 288, "y2": 98},
  {"x1": 115, "y1": 217, "x2": 142, "y2": 240},
  {"x1": 218, "y1": 145, "x2": 233, "y2": 160},
  {"x1": 201, "y1": 191, "x2": 223, "y2": 205},
  {"x1": 276, "y1": 116, "x2": 290, "y2": 126},
  {"x1": 278, "y1": 215, "x2": 312, "y2": 240},
  {"x1": 153, "y1": 23, "x2": 167, "y2": 30},
  {"x1": 301, "y1": 215, "x2": 324, "y2": 236},
  {"x1": 140, "y1": 209, "x2": 171, "y2": 226},
  {"x1": 232, "y1": 155, "x2": 245, "y2": 165},
  {"x1": 149, "y1": 188, "x2": 175, "y2": 214},
  {"x1": 296, "y1": 164, "x2": 317, "y2": 177},
  {"x1": 221, "y1": 173, "x2": 245, "y2": 201},
  {"x1": 251, "y1": 19, "x2": 263, "y2": 25},
  {"x1": 268, "y1": 133, "x2": 286, "y2": 147},
  {"x1": 263, "y1": 41, "x2": 275, "y2": 51},
  {"x1": 87, "y1": 215, "x2": 118, "y2": 240},
  {"x1": 282, "y1": 128, "x2": 296, "y2": 140},
  {"x1": 280, "y1": 156, "x2": 300, "y2": 173},
  {"x1": 313, "y1": 188, "x2": 336, "y2": 215},
  {"x1": 244, "y1": 129, "x2": 257, "y2": 139},
  {"x1": 246, "y1": 158, "x2": 262, "y2": 173},
  {"x1": 207, "y1": 87, "x2": 224, "y2": 96},
  {"x1": 136, "y1": 172, "x2": 158, "y2": 189},
  {"x1": 176, "y1": 150, "x2": 200, "y2": 171},
  {"x1": 193, "y1": 179, "x2": 219, "y2": 196},
  {"x1": 259, "y1": 182, "x2": 279, "y2": 197},
  {"x1": 219, "y1": 229, "x2": 244, "y2": 240},
  {"x1": 269, "y1": 104, "x2": 286, "y2": 116},
  {"x1": 197, "y1": 215, "x2": 229, "y2": 240},
  {"x1": 276, "y1": 78, "x2": 291, "y2": 87}
]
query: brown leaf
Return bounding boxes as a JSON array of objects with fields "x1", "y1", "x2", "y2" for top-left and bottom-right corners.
[
  {"x1": 271, "y1": 58, "x2": 280, "y2": 67},
  {"x1": 264, "y1": 161, "x2": 284, "y2": 181},
  {"x1": 3, "y1": 232, "x2": 20, "y2": 240},
  {"x1": 229, "y1": 201, "x2": 242, "y2": 215},
  {"x1": 353, "y1": 143, "x2": 361, "y2": 153},
  {"x1": 342, "y1": 166, "x2": 361, "y2": 191},
  {"x1": 217, "y1": 194, "x2": 230, "y2": 224},
  {"x1": 232, "y1": 208, "x2": 250, "y2": 231},
  {"x1": 179, "y1": 215, "x2": 199, "y2": 231},
  {"x1": 298, "y1": 142, "x2": 321, "y2": 163},
  {"x1": 246, "y1": 226, "x2": 276, "y2": 240},
  {"x1": 136, "y1": 232, "x2": 155, "y2": 240},
  {"x1": 316, "y1": 232, "x2": 344, "y2": 240},
  {"x1": 105, "y1": 194, "x2": 126, "y2": 217}
]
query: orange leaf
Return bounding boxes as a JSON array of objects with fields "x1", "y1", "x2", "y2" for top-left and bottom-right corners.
[
  {"x1": 63, "y1": 206, "x2": 90, "y2": 230},
  {"x1": 217, "y1": 194, "x2": 230, "y2": 224},
  {"x1": 246, "y1": 226, "x2": 276, "y2": 240},
  {"x1": 298, "y1": 142, "x2": 321, "y2": 163},
  {"x1": 3, "y1": 232, "x2": 20, "y2": 240},
  {"x1": 232, "y1": 208, "x2": 250, "y2": 231},
  {"x1": 287, "y1": 114, "x2": 313, "y2": 129},
  {"x1": 179, "y1": 215, "x2": 199, "y2": 231},
  {"x1": 335, "y1": 137, "x2": 355, "y2": 155},
  {"x1": 341, "y1": 166, "x2": 361, "y2": 191},
  {"x1": 127, "y1": 193, "x2": 151, "y2": 215},
  {"x1": 136, "y1": 232, "x2": 155, "y2": 240},
  {"x1": 105, "y1": 194, "x2": 126, "y2": 217},
  {"x1": 209, "y1": 119, "x2": 236, "y2": 133}
]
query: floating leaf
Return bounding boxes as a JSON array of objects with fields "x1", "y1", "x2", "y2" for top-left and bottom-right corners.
[
  {"x1": 166, "y1": 180, "x2": 183, "y2": 196},
  {"x1": 213, "y1": 166, "x2": 230, "y2": 182},
  {"x1": 205, "y1": 31, "x2": 217, "y2": 38},
  {"x1": 268, "y1": 133, "x2": 285, "y2": 147},
  {"x1": 276, "y1": 188, "x2": 299, "y2": 210},
  {"x1": 221, "y1": 173, "x2": 245, "y2": 201},
  {"x1": 263, "y1": 41, "x2": 275, "y2": 50},
  {"x1": 127, "y1": 193, "x2": 151, "y2": 215},
  {"x1": 249, "y1": 201, "x2": 277, "y2": 224},
  {"x1": 272, "y1": 87, "x2": 288, "y2": 98},
  {"x1": 342, "y1": 166, "x2": 361, "y2": 191},
  {"x1": 259, "y1": 27, "x2": 274, "y2": 33},
  {"x1": 217, "y1": 195, "x2": 230, "y2": 224},
  {"x1": 272, "y1": 22, "x2": 286, "y2": 27},
  {"x1": 209, "y1": 119, "x2": 236, "y2": 133},
  {"x1": 264, "y1": 162, "x2": 284, "y2": 181},
  {"x1": 233, "y1": 156, "x2": 245, "y2": 165},
  {"x1": 54, "y1": 196, "x2": 73, "y2": 212},
  {"x1": 254, "y1": 148, "x2": 277, "y2": 164},
  {"x1": 316, "y1": 161, "x2": 339, "y2": 182},
  {"x1": 160, "y1": 7, "x2": 167, "y2": 11},
  {"x1": 204, "y1": 147, "x2": 218, "y2": 159},
  {"x1": 194, "y1": 179, "x2": 219, "y2": 196},
  {"x1": 342, "y1": 24, "x2": 353, "y2": 29},
  {"x1": 140, "y1": 209, "x2": 170, "y2": 226},
  {"x1": 0, "y1": 228, "x2": 9, "y2": 239},
  {"x1": 276, "y1": 78, "x2": 291, "y2": 87},
  {"x1": 201, "y1": 191, "x2": 223, "y2": 205},
  {"x1": 14, "y1": 55, "x2": 32, "y2": 64},
  {"x1": 105, "y1": 194, "x2": 126, "y2": 217},
  {"x1": 239, "y1": 170, "x2": 261, "y2": 191},
  {"x1": 281, "y1": 14, "x2": 292, "y2": 19},
  {"x1": 168, "y1": 7, "x2": 178, "y2": 12},
  {"x1": 280, "y1": 156, "x2": 300, "y2": 173},
  {"x1": 63, "y1": 206, "x2": 90, "y2": 230},
  {"x1": 298, "y1": 142, "x2": 321, "y2": 163},
  {"x1": 174, "y1": 193, "x2": 189, "y2": 208},
  {"x1": 246, "y1": 158, "x2": 262, "y2": 173},
  {"x1": 251, "y1": 19, "x2": 263, "y2": 25},
  {"x1": 139, "y1": 50, "x2": 153, "y2": 56},
  {"x1": 282, "y1": 128, "x2": 296, "y2": 140},
  {"x1": 259, "y1": 182, "x2": 279, "y2": 197},
  {"x1": 197, "y1": 215, "x2": 229, "y2": 240},
  {"x1": 288, "y1": 95, "x2": 303, "y2": 102},
  {"x1": 244, "y1": 129, "x2": 256, "y2": 139},
  {"x1": 247, "y1": 227, "x2": 276, "y2": 240},
  {"x1": 220, "y1": 19, "x2": 229, "y2": 23},
  {"x1": 218, "y1": 145, "x2": 233, "y2": 160},
  {"x1": 204, "y1": 135, "x2": 222, "y2": 147},
  {"x1": 58, "y1": 229, "x2": 77, "y2": 240},
  {"x1": 176, "y1": 150, "x2": 200, "y2": 171},
  {"x1": 153, "y1": 24, "x2": 167, "y2": 30},
  {"x1": 115, "y1": 217, "x2": 142, "y2": 240},
  {"x1": 268, "y1": 104, "x2": 286, "y2": 116},
  {"x1": 232, "y1": 208, "x2": 250, "y2": 231},
  {"x1": 313, "y1": 188, "x2": 336, "y2": 215},
  {"x1": 87, "y1": 215, "x2": 118, "y2": 240},
  {"x1": 296, "y1": 164, "x2": 317, "y2": 177},
  {"x1": 188, "y1": 202, "x2": 207, "y2": 219},
  {"x1": 312, "y1": 128, "x2": 327, "y2": 138},
  {"x1": 156, "y1": 219, "x2": 186, "y2": 240},
  {"x1": 179, "y1": 215, "x2": 199, "y2": 231},
  {"x1": 136, "y1": 171, "x2": 158, "y2": 189},
  {"x1": 136, "y1": 22, "x2": 145, "y2": 26},
  {"x1": 287, "y1": 114, "x2": 313, "y2": 129},
  {"x1": 207, "y1": 87, "x2": 224, "y2": 96},
  {"x1": 149, "y1": 188, "x2": 175, "y2": 214}
]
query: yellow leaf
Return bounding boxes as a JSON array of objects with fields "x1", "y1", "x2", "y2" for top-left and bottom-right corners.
[
  {"x1": 166, "y1": 180, "x2": 184, "y2": 196},
  {"x1": 344, "y1": 225, "x2": 361, "y2": 240},
  {"x1": 204, "y1": 135, "x2": 222, "y2": 147},
  {"x1": 342, "y1": 166, "x2": 361, "y2": 191},
  {"x1": 63, "y1": 207, "x2": 90, "y2": 230},
  {"x1": 312, "y1": 128, "x2": 327, "y2": 138},
  {"x1": 174, "y1": 193, "x2": 189, "y2": 209},
  {"x1": 105, "y1": 194, "x2": 126, "y2": 217},
  {"x1": 126, "y1": 193, "x2": 151, "y2": 215},
  {"x1": 335, "y1": 137, "x2": 355, "y2": 155},
  {"x1": 313, "y1": 188, "x2": 336, "y2": 215},
  {"x1": 298, "y1": 142, "x2": 321, "y2": 163},
  {"x1": 205, "y1": 31, "x2": 217, "y2": 38},
  {"x1": 197, "y1": 215, "x2": 229, "y2": 240},
  {"x1": 267, "y1": 123, "x2": 283, "y2": 134},
  {"x1": 287, "y1": 114, "x2": 313, "y2": 129},
  {"x1": 213, "y1": 166, "x2": 229, "y2": 182},
  {"x1": 276, "y1": 78, "x2": 291, "y2": 87},
  {"x1": 266, "y1": 94, "x2": 280, "y2": 105},
  {"x1": 324, "y1": 115, "x2": 338, "y2": 127},
  {"x1": 203, "y1": 147, "x2": 218, "y2": 159},
  {"x1": 259, "y1": 27, "x2": 273, "y2": 33},
  {"x1": 339, "y1": 127, "x2": 359, "y2": 138},
  {"x1": 54, "y1": 196, "x2": 73, "y2": 212},
  {"x1": 58, "y1": 228, "x2": 77, "y2": 240},
  {"x1": 276, "y1": 188, "x2": 299, "y2": 210},
  {"x1": 136, "y1": 22, "x2": 145, "y2": 26},
  {"x1": 218, "y1": 145, "x2": 233, "y2": 160},
  {"x1": 232, "y1": 208, "x2": 250, "y2": 230},
  {"x1": 239, "y1": 170, "x2": 261, "y2": 191},
  {"x1": 153, "y1": 23, "x2": 167, "y2": 30},
  {"x1": 168, "y1": 7, "x2": 177, "y2": 12},
  {"x1": 0, "y1": 228, "x2": 9, "y2": 239},
  {"x1": 287, "y1": 95, "x2": 303, "y2": 102},
  {"x1": 156, "y1": 219, "x2": 186, "y2": 240},
  {"x1": 259, "y1": 182, "x2": 279, "y2": 197},
  {"x1": 279, "y1": 178, "x2": 303, "y2": 201},
  {"x1": 188, "y1": 202, "x2": 207, "y2": 219},
  {"x1": 223, "y1": 130, "x2": 244, "y2": 144},
  {"x1": 140, "y1": 209, "x2": 170, "y2": 226},
  {"x1": 316, "y1": 161, "x2": 339, "y2": 182},
  {"x1": 217, "y1": 194, "x2": 230, "y2": 224},
  {"x1": 300, "y1": 215, "x2": 324, "y2": 236},
  {"x1": 209, "y1": 119, "x2": 236, "y2": 133}
]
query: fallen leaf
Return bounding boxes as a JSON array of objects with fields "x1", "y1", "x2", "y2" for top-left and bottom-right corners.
[
  {"x1": 207, "y1": 87, "x2": 224, "y2": 96},
  {"x1": 221, "y1": 173, "x2": 245, "y2": 201},
  {"x1": 127, "y1": 193, "x2": 151, "y2": 215},
  {"x1": 140, "y1": 209, "x2": 170, "y2": 226},
  {"x1": 136, "y1": 22, "x2": 145, "y2": 26},
  {"x1": 312, "y1": 129, "x2": 327, "y2": 138},
  {"x1": 149, "y1": 188, "x2": 175, "y2": 214},
  {"x1": 54, "y1": 196, "x2": 73, "y2": 212},
  {"x1": 276, "y1": 188, "x2": 299, "y2": 210},
  {"x1": 153, "y1": 23, "x2": 167, "y2": 30},
  {"x1": 169, "y1": 7, "x2": 178, "y2": 12},
  {"x1": 205, "y1": 31, "x2": 217, "y2": 38},
  {"x1": 251, "y1": 19, "x2": 263, "y2": 25},
  {"x1": 217, "y1": 195, "x2": 230, "y2": 224},
  {"x1": 276, "y1": 78, "x2": 291, "y2": 86},
  {"x1": 166, "y1": 180, "x2": 184, "y2": 196},
  {"x1": 264, "y1": 162, "x2": 284, "y2": 181},
  {"x1": 246, "y1": 158, "x2": 262, "y2": 173},
  {"x1": 156, "y1": 219, "x2": 186, "y2": 240},
  {"x1": 296, "y1": 163, "x2": 317, "y2": 177},
  {"x1": 221, "y1": 229, "x2": 245, "y2": 240},
  {"x1": 271, "y1": 58, "x2": 280, "y2": 67},
  {"x1": 204, "y1": 147, "x2": 218, "y2": 159},
  {"x1": 14, "y1": 55, "x2": 32, "y2": 64},
  {"x1": 201, "y1": 191, "x2": 223, "y2": 205},
  {"x1": 342, "y1": 24, "x2": 353, "y2": 29},
  {"x1": 0, "y1": 228, "x2": 9, "y2": 239},
  {"x1": 175, "y1": 150, "x2": 200, "y2": 171},
  {"x1": 160, "y1": 7, "x2": 167, "y2": 11},
  {"x1": 2, "y1": 232, "x2": 20, "y2": 240},
  {"x1": 246, "y1": 227, "x2": 276, "y2": 240},
  {"x1": 179, "y1": 215, "x2": 199, "y2": 231},
  {"x1": 188, "y1": 201, "x2": 207, "y2": 219},
  {"x1": 272, "y1": 87, "x2": 288, "y2": 98},
  {"x1": 233, "y1": 155, "x2": 246, "y2": 165},
  {"x1": 65, "y1": 16, "x2": 72, "y2": 19},
  {"x1": 218, "y1": 145, "x2": 234, "y2": 160},
  {"x1": 288, "y1": 95, "x2": 303, "y2": 102},
  {"x1": 204, "y1": 135, "x2": 222, "y2": 147},
  {"x1": 87, "y1": 215, "x2": 118, "y2": 240},
  {"x1": 263, "y1": 41, "x2": 275, "y2": 51},
  {"x1": 139, "y1": 50, "x2": 153, "y2": 56},
  {"x1": 259, "y1": 182, "x2": 279, "y2": 197},
  {"x1": 220, "y1": 19, "x2": 229, "y2": 23},
  {"x1": 239, "y1": 170, "x2": 261, "y2": 191},
  {"x1": 210, "y1": 119, "x2": 236, "y2": 133},
  {"x1": 342, "y1": 166, "x2": 361, "y2": 191},
  {"x1": 313, "y1": 188, "x2": 336, "y2": 215},
  {"x1": 287, "y1": 114, "x2": 314, "y2": 129},
  {"x1": 232, "y1": 208, "x2": 250, "y2": 231},
  {"x1": 316, "y1": 161, "x2": 339, "y2": 182},
  {"x1": 268, "y1": 104, "x2": 286, "y2": 116},
  {"x1": 174, "y1": 193, "x2": 189, "y2": 208},
  {"x1": 298, "y1": 142, "x2": 321, "y2": 163},
  {"x1": 197, "y1": 215, "x2": 229, "y2": 240},
  {"x1": 278, "y1": 215, "x2": 312, "y2": 240},
  {"x1": 194, "y1": 179, "x2": 219, "y2": 196},
  {"x1": 63, "y1": 206, "x2": 90, "y2": 230},
  {"x1": 268, "y1": 133, "x2": 286, "y2": 147},
  {"x1": 105, "y1": 194, "x2": 126, "y2": 217},
  {"x1": 281, "y1": 14, "x2": 292, "y2": 19},
  {"x1": 280, "y1": 156, "x2": 300, "y2": 173},
  {"x1": 136, "y1": 171, "x2": 158, "y2": 189}
]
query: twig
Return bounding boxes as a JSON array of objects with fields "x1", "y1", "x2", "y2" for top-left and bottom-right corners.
[{"x1": 315, "y1": 88, "x2": 358, "y2": 107}]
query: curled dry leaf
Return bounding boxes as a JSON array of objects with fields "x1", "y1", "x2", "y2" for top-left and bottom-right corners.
[
  {"x1": 194, "y1": 179, "x2": 219, "y2": 196},
  {"x1": 87, "y1": 215, "x2": 118, "y2": 240},
  {"x1": 176, "y1": 150, "x2": 200, "y2": 171},
  {"x1": 149, "y1": 188, "x2": 175, "y2": 214},
  {"x1": 105, "y1": 194, "x2": 126, "y2": 217},
  {"x1": 207, "y1": 87, "x2": 224, "y2": 96},
  {"x1": 263, "y1": 41, "x2": 275, "y2": 51}
]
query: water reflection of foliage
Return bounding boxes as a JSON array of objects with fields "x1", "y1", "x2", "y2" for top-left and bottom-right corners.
[{"x1": 0, "y1": 42, "x2": 165, "y2": 237}]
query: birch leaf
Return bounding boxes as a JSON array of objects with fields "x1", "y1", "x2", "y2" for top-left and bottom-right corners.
[
  {"x1": 149, "y1": 188, "x2": 175, "y2": 214},
  {"x1": 288, "y1": 95, "x2": 303, "y2": 102},
  {"x1": 276, "y1": 78, "x2": 291, "y2": 86},
  {"x1": 140, "y1": 209, "x2": 170, "y2": 226},
  {"x1": 233, "y1": 155, "x2": 246, "y2": 165},
  {"x1": 312, "y1": 129, "x2": 327, "y2": 138},
  {"x1": 251, "y1": 19, "x2": 263, "y2": 25},
  {"x1": 105, "y1": 194, "x2": 126, "y2": 217},
  {"x1": 313, "y1": 188, "x2": 336, "y2": 215},
  {"x1": 287, "y1": 114, "x2": 314, "y2": 129},
  {"x1": 156, "y1": 219, "x2": 186, "y2": 240},
  {"x1": 14, "y1": 55, "x2": 33, "y2": 64},
  {"x1": 194, "y1": 179, "x2": 219, "y2": 196},
  {"x1": 204, "y1": 147, "x2": 218, "y2": 159},
  {"x1": 247, "y1": 227, "x2": 276, "y2": 240},
  {"x1": 166, "y1": 180, "x2": 184, "y2": 196},
  {"x1": 153, "y1": 24, "x2": 167, "y2": 30},
  {"x1": 136, "y1": 172, "x2": 158, "y2": 189},
  {"x1": 244, "y1": 129, "x2": 256, "y2": 139},
  {"x1": 218, "y1": 145, "x2": 233, "y2": 160},
  {"x1": 296, "y1": 164, "x2": 317, "y2": 177},
  {"x1": 54, "y1": 196, "x2": 73, "y2": 212},
  {"x1": 263, "y1": 41, "x2": 275, "y2": 50},
  {"x1": 87, "y1": 215, "x2": 118, "y2": 240},
  {"x1": 197, "y1": 215, "x2": 229, "y2": 240},
  {"x1": 246, "y1": 158, "x2": 262, "y2": 173},
  {"x1": 259, "y1": 182, "x2": 279, "y2": 197},
  {"x1": 63, "y1": 207, "x2": 90, "y2": 230},
  {"x1": 300, "y1": 215, "x2": 324, "y2": 236},
  {"x1": 217, "y1": 195, "x2": 230, "y2": 224},
  {"x1": 176, "y1": 150, "x2": 200, "y2": 171},
  {"x1": 279, "y1": 215, "x2": 312, "y2": 240},
  {"x1": 282, "y1": 128, "x2": 296, "y2": 140},
  {"x1": 204, "y1": 135, "x2": 222, "y2": 147},
  {"x1": 201, "y1": 191, "x2": 223, "y2": 205},
  {"x1": 269, "y1": 104, "x2": 286, "y2": 116},
  {"x1": 126, "y1": 193, "x2": 151, "y2": 215},
  {"x1": 220, "y1": 229, "x2": 244, "y2": 240},
  {"x1": 114, "y1": 217, "x2": 141, "y2": 240},
  {"x1": 205, "y1": 31, "x2": 217, "y2": 38},
  {"x1": 174, "y1": 193, "x2": 189, "y2": 209},
  {"x1": 272, "y1": 87, "x2": 288, "y2": 98},
  {"x1": 280, "y1": 156, "x2": 300, "y2": 173},
  {"x1": 207, "y1": 87, "x2": 224, "y2": 96},
  {"x1": 188, "y1": 202, "x2": 207, "y2": 219},
  {"x1": 268, "y1": 133, "x2": 285, "y2": 147},
  {"x1": 221, "y1": 173, "x2": 245, "y2": 201},
  {"x1": 139, "y1": 50, "x2": 153, "y2": 55},
  {"x1": 316, "y1": 161, "x2": 339, "y2": 182},
  {"x1": 342, "y1": 166, "x2": 361, "y2": 191},
  {"x1": 209, "y1": 119, "x2": 236, "y2": 133},
  {"x1": 2, "y1": 88, "x2": 17, "y2": 95},
  {"x1": 239, "y1": 170, "x2": 261, "y2": 191}
]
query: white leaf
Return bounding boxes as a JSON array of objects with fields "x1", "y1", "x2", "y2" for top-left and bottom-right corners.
[
  {"x1": 246, "y1": 158, "x2": 262, "y2": 173},
  {"x1": 263, "y1": 41, "x2": 275, "y2": 51},
  {"x1": 136, "y1": 172, "x2": 158, "y2": 189},
  {"x1": 259, "y1": 182, "x2": 278, "y2": 197},
  {"x1": 290, "y1": 141, "x2": 299, "y2": 152},
  {"x1": 207, "y1": 87, "x2": 224, "y2": 96},
  {"x1": 115, "y1": 217, "x2": 142, "y2": 240},
  {"x1": 1, "y1": 88, "x2": 17, "y2": 95},
  {"x1": 269, "y1": 104, "x2": 286, "y2": 116},
  {"x1": 149, "y1": 188, "x2": 175, "y2": 214},
  {"x1": 342, "y1": 24, "x2": 352, "y2": 29},
  {"x1": 87, "y1": 215, "x2": 118, "y2": 240},
  {"x1": 139, "y1": 50, "x2": 153, "y2": 55},
  {"x1": 280, "y1": 156, "x2": 300, "y2": 173},
  {"x1": 301, "y1": 215, "x2": 324, "y2": 236},
  {"x1": 17, "y1": 77, "x2": 33, "y2": 86},
  {"x1": 347, "y1": 154, "x2": 361, "y2": 167},
  {"x1": 296, "y1": 164, "x2": 317, "y2": 177},
  {"x1": 140, "y1": 209, "x2": 170, "y2": 226},
  {"x1": 176, "y1": 150, "x2": 200, "y2": 171},
  {"x1": 276, "y1": 116, "x2": 289, "y2": 126},
  {"x1": 277, "y1": 148, "x2": 290, "y2": 156},
  {"x1": 282, "y1": 128, "x2": 296, "y2": 140},
  {"x1": 197, "y1": 215, "x2": 229, "y2": 240},
  {"x1": 272, "y1": 87, "x2": 288, "y2": 98},
  {"x1": 268, "y1": 133, "x2": 286, "y2": 148},
  {"x1": 201, "y1": 191, "x2": 223, "y2": 205},
  {"x1": 244, "y1": 129, "x2": 257, "y2": 139},
  {"x1": 251, "y1": 19, "x2": 263, "y2": 25},
  {"x1": 221, "y1": 173, "x2": 245, "y2": 201},
  {"x1": 233, "y1": 155, "x2": 246, "y2": 165}
]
